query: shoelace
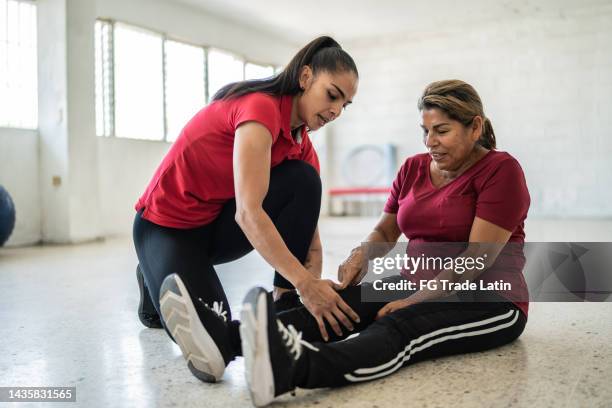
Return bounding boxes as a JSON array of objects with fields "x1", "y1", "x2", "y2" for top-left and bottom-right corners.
[
  {"x1": 198, "y1": 298, "x2": 228, "y2": 322},
  {"x1": 276, "y1": 320, "x2": 303, "y2": 360}
]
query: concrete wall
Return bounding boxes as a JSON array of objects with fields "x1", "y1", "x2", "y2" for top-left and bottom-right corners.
[
  {"x1": 330, "y1": 4, "x2": 612, "y2": 217},
  {"x1": 37, "y1": 0, "x2": 102, "y2": 245},
  {"x1": 0, "y1": 128, "x2": 41, "y2": 246},
  {"x1": 97, "y1": 138, "x2": 170, "y2": 236}
]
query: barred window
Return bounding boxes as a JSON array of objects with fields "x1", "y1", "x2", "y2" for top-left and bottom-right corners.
[
  {"x1": 94, "y1": 19, "x2": 277, "y2": 142},
  {"x1": 0, "y1": 0, "x2": 37, "y2": 129}
]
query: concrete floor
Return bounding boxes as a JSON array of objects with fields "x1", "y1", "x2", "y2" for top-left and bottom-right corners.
[{"x1": 1, "y1": 217, "x2": 611, "y2": 408}]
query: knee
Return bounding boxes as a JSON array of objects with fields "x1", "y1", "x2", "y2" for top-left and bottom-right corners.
[
  {"x1": 275, "y1": 160, "x2": 322, "y2": 198},
  {"x1": 298, "y1": 162, "x2": 322, "y2": 197}
]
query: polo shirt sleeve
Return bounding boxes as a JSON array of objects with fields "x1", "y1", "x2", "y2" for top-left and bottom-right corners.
[
  {"x1": 299, "y1": 132, "x2": 321, "y2": 174},
  {"x1": 233, "y1": 93, "x2": 282, "y2": 142},
  {"x1": 476, "y1": 157, "x2": 530, "y2": 232},
  {"x1": 384, "y1": 158, "x2": 411, "y2": 214}
]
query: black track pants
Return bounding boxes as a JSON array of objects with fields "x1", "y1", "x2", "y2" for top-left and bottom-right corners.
[{"x1": 292, "y1": 288, "x2": 527, "y2": 388}]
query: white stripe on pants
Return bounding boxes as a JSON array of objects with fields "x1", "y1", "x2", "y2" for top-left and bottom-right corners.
[{"x1": 344, "y1": 309, "x2": 520, "y2": 382}]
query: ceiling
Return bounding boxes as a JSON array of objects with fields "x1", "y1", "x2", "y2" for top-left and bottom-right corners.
[{"x1": 170, "y1": 0, "x2": 609, "y2": 44}]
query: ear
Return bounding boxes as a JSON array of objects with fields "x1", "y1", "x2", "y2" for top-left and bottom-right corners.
[
  {"x1": 471, "y1": 116, "x2": 483, "y2": 142},
  {"x1": 299, "y1": 65, "x2": 314, "y2": 91}
]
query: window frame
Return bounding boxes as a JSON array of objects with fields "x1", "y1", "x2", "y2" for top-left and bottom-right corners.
[
  {"x1": 0, "y1": 0, "x2": 38, "y2": 130},
  {"x1": 94, "y1": 18, "x2": 279, "y2": 143}
]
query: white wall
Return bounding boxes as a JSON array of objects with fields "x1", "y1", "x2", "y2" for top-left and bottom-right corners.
[
  {"x1": 37, "y1": 0, "x2": 102, "y2": 244},
  {"x1": 0, "y1": 128, "x2": 41, "y2": 246},
  {"x1": 97, "y1": 138, "x2": 171, "y2": 236},
  {"x1": 330, "y1": 5, "x2": 612, "y2": 217}
]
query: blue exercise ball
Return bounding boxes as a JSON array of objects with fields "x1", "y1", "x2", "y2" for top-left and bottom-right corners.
[{"x1": 0, "y1": 185, "x2": 16, "y2": 246}]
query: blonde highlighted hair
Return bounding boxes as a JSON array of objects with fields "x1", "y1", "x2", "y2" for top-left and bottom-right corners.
[{"x1": 418, "y1": 80, "x2": 496, "y2": 149}]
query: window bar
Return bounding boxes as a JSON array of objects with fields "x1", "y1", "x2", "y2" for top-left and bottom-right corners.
[
  {"x1": 161, "y1": 36, "x2": 168, "y2": 141},
  {"x1": 2, "y1": 0, "x2": 9, "y2": 126},
  {"x1": 107, "y1": 20, "x2": 115, "y2": 137},
  {"x1": 203, "y1": 47, "x2": 209, "y2": 104}
]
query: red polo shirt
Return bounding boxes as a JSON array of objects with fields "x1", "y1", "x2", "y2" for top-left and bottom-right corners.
[
  {"x1": 135, "y1": 93, "x2": 320, "y2": 228},
  {"x1": 384, "y1": 150, "x2": 531, "y2": 316}
]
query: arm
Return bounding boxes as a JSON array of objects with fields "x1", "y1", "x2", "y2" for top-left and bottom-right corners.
[
  {"x1": 376, "y1": 216, "x2": 512, "y2": 318},
  {"x1": 233, "y1": 122, "x2": 310, "y2": 287},
  {"x1": 338, "y1": 212, "x2": 402, "y2": 288},
  {"x1": 233, "y1": 122, "x2": 359, "y2": 340},
  {"x1": 304, "y1": 227, "x2": 323, "y2": 279}
]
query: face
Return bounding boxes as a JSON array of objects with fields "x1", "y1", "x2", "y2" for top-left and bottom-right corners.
[
  {"x1": 296, "y1": 67, "x2": 358, "y2": 131},
  {"x1": 420, "y1": 108, "x2": 482, "y2": 171}
]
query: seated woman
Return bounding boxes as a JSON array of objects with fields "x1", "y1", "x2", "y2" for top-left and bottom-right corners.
[{"x1": 239, "y1": 79, "x2": 531, "y2": 406}]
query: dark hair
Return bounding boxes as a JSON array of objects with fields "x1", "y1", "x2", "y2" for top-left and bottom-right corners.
[
  {"x1": 211, "y1": 36, "x2": 358, "y2": 101},
  {"x1": 417, "y1": 80, "x2": 496, "y2": 150}
]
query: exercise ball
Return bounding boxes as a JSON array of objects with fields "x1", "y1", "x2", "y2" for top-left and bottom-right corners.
[{"x1": 0, "y1": 185, "x2": 16, "y2": 246}]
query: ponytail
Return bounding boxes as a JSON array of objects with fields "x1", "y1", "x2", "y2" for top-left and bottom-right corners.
[
  {"x1": 212, "y1": 36, "x2": 358, "y2": 101},
  {"x1": 480, "y1": 117, "x2": 496, "y2": 149}
]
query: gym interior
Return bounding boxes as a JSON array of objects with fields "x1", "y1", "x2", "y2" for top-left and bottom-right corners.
[{"x1": 1, "y1": 0, "x2": 611, "y2": 407}]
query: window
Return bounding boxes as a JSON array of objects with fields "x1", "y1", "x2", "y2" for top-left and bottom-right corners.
[
  {"x1": 113, "y1": 23, "x2": 164, "y2": 141},
  {"x1": 0, "y1": 0, "x2": 37, "y2": 129},
  {"x1": 94, "y1": 20, "x2": 277, "y2": 142},
  {"x1": 164, "y1": 40, "x2": 205, "y2": 142},
  {"x1": 245, "y1": 62, "x2": 274, "y2": 80},
  {"x1": 207, "y1": 49, "x2": 244, "y2": 101},
  {"x1": 94, "y1": 20, "x2": 113, "y2": 137}
]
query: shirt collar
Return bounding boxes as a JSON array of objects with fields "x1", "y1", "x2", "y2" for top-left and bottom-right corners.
[{"x1": 279, "y1": 94, "x2": 303, "y2": 144}]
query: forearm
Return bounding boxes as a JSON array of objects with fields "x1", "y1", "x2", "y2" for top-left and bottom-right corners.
[
  {"x1": 304, "y1": 227, "x2": 322, "y2": 279},
  {"x1": 360, "y1": 226, "x2": 398, "y2": 259},
  {"x1": 236, "y1": 207, "x2": 313, "y2": 290}
]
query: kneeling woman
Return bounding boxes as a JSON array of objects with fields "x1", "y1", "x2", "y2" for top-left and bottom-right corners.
[
  {"x1": 133, "y1": 36, "x2": 360, "y2": 382},
  {"x1": 240, "y1": 80, "x2": 531, "y2": 406}
]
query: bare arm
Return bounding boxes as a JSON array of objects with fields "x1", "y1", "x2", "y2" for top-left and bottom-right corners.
[
  {"x1": 233, "y1": 122, "x2": 310, "y2": 287},
  {"x1": 304, "y1": 227, "x2": 323, "y2": 279},
  {"x1": 233, "y1": 122, "x2": 359, "y2": 340},
  {"x1": 338, "y1": 212, "x2": 402, "y2": 288}
]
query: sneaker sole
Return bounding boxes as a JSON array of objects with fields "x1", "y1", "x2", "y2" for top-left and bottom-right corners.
[
  {"x1": 159, "y1": 274, "x2": 225, "y2": 383},
  {"x1": 240, "y1": 288, "x2": 275, "y2": 407}
]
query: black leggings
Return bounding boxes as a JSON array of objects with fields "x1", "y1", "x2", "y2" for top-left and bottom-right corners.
[{"x1": 133, "y1": 160, "x2": 321, "y2": 335}]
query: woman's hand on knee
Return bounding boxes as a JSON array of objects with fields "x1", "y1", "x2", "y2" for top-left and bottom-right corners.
[{"x1": 297, "y1": 278, "x2": 360, "y2": 341}]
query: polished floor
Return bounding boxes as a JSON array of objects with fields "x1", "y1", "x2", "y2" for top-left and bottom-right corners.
[{"x1": 1, "y1": 217, "x2": 611, "y2": 408}]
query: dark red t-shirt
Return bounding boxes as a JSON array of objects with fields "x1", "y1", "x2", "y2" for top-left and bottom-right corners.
[
  {"x1": 135, "y1": 93, "x2": 320, "y2": 228},
  {"x1": 384, "y1": 150, "x2": 531, "y2": 316}
]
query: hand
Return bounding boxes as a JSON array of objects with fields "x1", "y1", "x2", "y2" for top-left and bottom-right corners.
[
  {"x1": 297, "y1": 277, "x2": 360, "y2": 341},
  {"x1": 337, "y1": 247, "x2": 366, "y2": 289},
  {"x1": 376, "y1": 298, "x2": 412, "y2": 320}
]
